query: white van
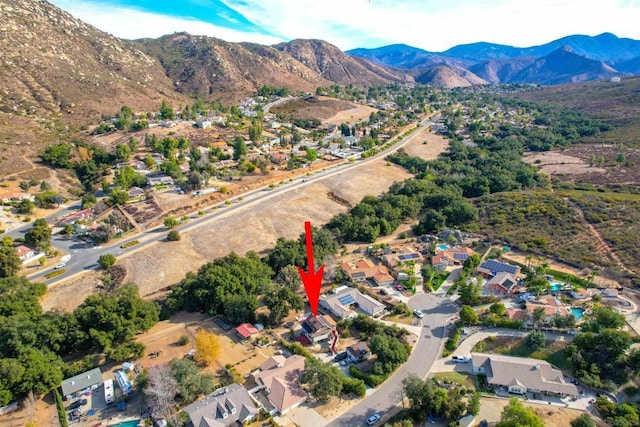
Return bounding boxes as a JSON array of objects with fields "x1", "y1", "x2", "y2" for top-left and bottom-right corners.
[
  {"x1": 452, "y1": 355, "x2": 470, "y2": 363},
  {"x1": 104, "y1": 379, "x2": 114, "y2": 404}
]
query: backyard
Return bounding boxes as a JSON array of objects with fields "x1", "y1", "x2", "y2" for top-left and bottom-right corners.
[{"x1": 472, "y1": 336, "x2": 572, "y2": 371}]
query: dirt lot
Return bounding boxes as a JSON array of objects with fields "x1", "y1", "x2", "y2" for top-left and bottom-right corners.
[
  {"x1": 476, "y1": 397, "x2": 597, "y2": 427},
  {"x1": 323, "y1": 105, "x2": 379, "y2": 126},
  {"x1": 270, "y1": 96, "x2": 361, "y2": 122},
  {"x1": 524, "y1": 145, "x2": 640, "y2": 188}
]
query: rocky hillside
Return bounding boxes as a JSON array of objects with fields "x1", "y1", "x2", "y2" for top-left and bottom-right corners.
[
  {"x1": 0, "y1": 0, "x2": 185, "y2": 122},
  {"x1": 274, "y1": 39, "x2": 411, "y2": 85},
  {"x1": 413, "y1": 65, "x2": 486, "y2": 87},
  {"x1": 136, "y1": 34, "x2": 336, "y2": 101}
]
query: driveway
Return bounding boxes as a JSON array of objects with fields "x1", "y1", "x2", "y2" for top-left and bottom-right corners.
[
  {"x1": 327, "y1": 293, "x2": 459, "y2": 426},
  {"x1": 287, "y1": 406, "x2": 329, "y2": 427},
  {"x1": 429, "y1": 328, "x2": 574, "y2": 373}
]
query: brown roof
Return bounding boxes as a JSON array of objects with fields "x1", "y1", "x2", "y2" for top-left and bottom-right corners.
[
  {"x1": 267, "y1": 375, "x2": 306, "y2": 414},
  {"x1": 471, "y1": 353, "x2": 577, "y2": 396},
  {"x1": 254, "y1": 355, "x2": 306, "y2": 414},
  {"x1": 506, "y1": 308, "x2": 527, "y2": 320}
]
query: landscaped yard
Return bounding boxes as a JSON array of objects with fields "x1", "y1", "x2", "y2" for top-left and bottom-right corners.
[
  {"x1": 432, "y1": 372, "x2": 478, "y2": 391},
  {"x1": 472, "y1": 336, "x2": 572, "y2": 371}
]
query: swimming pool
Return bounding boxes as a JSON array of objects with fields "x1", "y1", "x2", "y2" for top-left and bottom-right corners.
[
  {"x1": 571, "y1": 307, "x2": 585, "y2": 320},
  {"x1": 550, "y1": 283, "x2": 563, "y2": 291},
  {"x1": 109, "y1": 420, "x2": 141, "y2": 427},
  {"x1": 437, "y1": 244, "x2": 449, "y2": 251}
]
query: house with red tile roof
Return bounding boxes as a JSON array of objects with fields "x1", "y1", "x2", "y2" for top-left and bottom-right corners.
[
  {"x1": 431, "y1": 247, "x2": 475, "y2": 270},
  {"x1": 341, "y1": 259, "x2": 394, "y2": 286},
  {"x1": 525, "y1": 296, "x2": 570, "y2": 323}
]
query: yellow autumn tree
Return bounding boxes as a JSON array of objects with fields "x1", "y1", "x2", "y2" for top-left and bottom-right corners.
[{"x1": 194, "y1": 329, "x2": 220, "y2": 367}]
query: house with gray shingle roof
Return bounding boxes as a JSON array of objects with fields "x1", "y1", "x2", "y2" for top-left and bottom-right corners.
[
  {"x1": 182, "y1": 383, "x2": 259, "y2": 427},
  {"x1": 60, "y1": 368, "x2": 103, "y2": 400},
  {"x1": 471, "y1": 353, "x2": 577, "y2": 397}
]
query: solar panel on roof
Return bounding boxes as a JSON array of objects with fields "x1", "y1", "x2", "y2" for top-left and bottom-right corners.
[
  {"x1": 338, "y1": 295, "x2": 356, "y2": 306},
  {"x1": 453, "y1": 253, "x2": 469, "y2": 260},
  {"x1": 398, "y1": 253, "x2": 419, "y2": 260},
  {"x1": 480, "y1": 259, "x2": 519, "y2": 275}
]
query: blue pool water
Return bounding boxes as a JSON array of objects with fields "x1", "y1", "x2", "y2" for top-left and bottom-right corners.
[
  {"x1": 437, "y1": 244, "x2": 449, "y2": 251},
  {"x1": 110, "y1": 420, "x2": 141, "y2": 427},
  {"x1": 571, "y1": 307, "x2": 585, "y2": 320},
  {"x1": 550, "y1": 283, "x2": 563, "y2": 291}
]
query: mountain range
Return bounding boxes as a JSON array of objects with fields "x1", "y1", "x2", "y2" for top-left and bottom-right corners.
[{"x1": 1, "y1": 0, "x2": 640, "y2": 127}]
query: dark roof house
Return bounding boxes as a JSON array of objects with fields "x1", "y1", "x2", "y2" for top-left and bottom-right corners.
[
  {"x1": 477, "y1": 259, "x2": 521, "y2": 278},
  {"x1": 182, "y1": 383, "x2": 259, "y2": 427},
  {"x1": 60, "y1": 368, "x2": 103, "y2": 399}
]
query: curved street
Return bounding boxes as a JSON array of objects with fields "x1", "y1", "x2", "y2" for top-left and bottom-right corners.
[{"x1": 327, "y1": 292, "x2": 459, "y2": 426}]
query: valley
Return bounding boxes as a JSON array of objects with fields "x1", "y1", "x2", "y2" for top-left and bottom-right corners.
[{"x1": 2, "y1": 1, "x2": 640, "y2": 427}]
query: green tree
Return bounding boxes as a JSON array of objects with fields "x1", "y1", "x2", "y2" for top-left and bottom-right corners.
[
  {"x1": 490, "y1": 302, "x2": 507, "y2": 316},
  {"x1": 463, "y1": 253, "x2": 481, "y2": 272},
  {"x1": 109, "y1": 189, "x2": 129, "y2": 206},
  {"x1": 115, "y1": 144, "x2": 132, "y2": 162},
  {"x1": 305, "y1": 148, "x2": 318, "y2": 162},
  {"x1": 527, "y1": 277, "x2": 549, "y2": 294},
  {"x1": 167, "y1": 230, "x2": 181, "y2": 241},
  {"x1": 460, "y1": 305, "x2": 478, "y2": 325},
  {"x1": 0, "y1": 246, "x2": 22, "y2": 278},
  {"x1": 532, "y1": 307, "x2": 546, "y2": 326},
  {"x1": 582, "y1": 307, "x2": 626, "y2": 332},
  {"x1": 164, "y1": 218, "x2": 179, "y2": 229},
  {"x1": 24, "y1": 219, "x2": 51, "y2": 251},
  {"x1": 275, "y1": 265, "x2": 303, "y2": 292},
  {"x1": 525, "y1": 330, "x2": 545, "y2": 350},
  {"x1": 457, "y1": 280, "x2": 481, "y2": 306},
  {"x1": 570, "y1": 414, "x2": 596, "y2": 427},
  {"x1": 160, "y1": 100, "x2": 175, "y2": 120},
  {"x1": 169, "y1": 358, "x2": 215, "y2": 404},
  {"x1": 496, "y1": 398, "x2": 544, "y2": 427},
  {"x1": 41, "y1": 144, "x2": 71, "y2": 169},
  {"x1": 467, "y1": 392, "x2": 481, "y2": 415},
  {"x1": 414, "y1": 209, "x2": 446, "y2": 234},
  {"x1": 98, "y1": 254, "x2": 116, "y2": 270},
  {"x1": 248, "y1": 124, "x2": 263, "y2": 143},
  {"x1": 233, "y1": 136, "x2": 247, "y2": 160},
  {"x1": 81, "y1": 193, "x2": 97, "y2": 208},
  {"x1": 0, "y1": 276, "x2": 46, "y2": 318},
  {"x1": 300, "y1": 357, "x2": 343, "y2": 400}
]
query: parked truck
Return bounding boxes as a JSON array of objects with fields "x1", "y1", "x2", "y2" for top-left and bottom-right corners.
[{"x1": 192, "y1": 187, "x2": 217, "y2": 198}]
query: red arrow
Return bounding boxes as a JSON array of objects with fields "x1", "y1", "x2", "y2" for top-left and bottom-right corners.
[{"x1": 298, "y1": 221, "x2": 324, "y2": 317}]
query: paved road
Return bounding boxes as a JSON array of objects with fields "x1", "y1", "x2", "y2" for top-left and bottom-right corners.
[
  {"x1": 327, "y1": 293, "x2": 459, "y2": 427},
  {"x1": 28, "y1": 116, "x2": 437, "y2": 285}
]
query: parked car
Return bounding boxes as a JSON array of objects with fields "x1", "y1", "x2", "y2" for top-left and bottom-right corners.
[
  {"x1": 452, "y1": 355, "x2": 469, "y2": 363},
  {"x1": 413, "y1": 308, "x2": 424, "y2": 319},
  {"x1": 333, "y1": 352, "x2": 348, "y2": 363},
  {"x1": 366, "y1": 413, "x2": 381, "y2": 425},
  {"x1": 67, "y1": 398, "x2": 87, "y2": 410},
  {"x1": 54, "y1": 263, "x2": 66, "y2": 270}
]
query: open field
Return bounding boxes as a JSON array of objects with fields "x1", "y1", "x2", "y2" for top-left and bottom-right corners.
[
  {"x1": 270, "y1": 96, "x2": 366, "y2": 121},
  {"x1": 323, "y1": 104, "x2": 379, "y2": 126},
  {"x1": 41, "y1": 126, "x2": 450, "y2": 310}
]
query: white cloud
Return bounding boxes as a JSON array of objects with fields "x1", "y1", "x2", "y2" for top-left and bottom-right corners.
[
  {"x1": 52, "y1": 0, "x2": 640, "y2": 51},
  {"x1": 51, "y1": 0, "x2": 284, "y2": 44},
  {"x1": 220, "y1": 0, "x2": 640, "y2": 51}
]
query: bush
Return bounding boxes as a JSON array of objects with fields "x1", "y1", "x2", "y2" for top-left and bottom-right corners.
[
  {"x1": 342, "y1": 377, "x2": 366, "y2": 396},
  {"x1": 178, "y1": 335, "x2": 190, "y2": 346},
  {"x1": 167, "y1": 230, "x2": 181, "y2": 241}
]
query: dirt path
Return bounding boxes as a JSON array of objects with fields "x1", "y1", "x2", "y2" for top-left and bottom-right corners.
[
  {"x1": 567, "y1": 199, "x2": 637, "y2": 276},
  {"x1": 42, "y1": 127, "x2": 450, "y2": 310}
]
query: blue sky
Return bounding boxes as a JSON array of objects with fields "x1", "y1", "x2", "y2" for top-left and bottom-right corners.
[{"x1": 51, "y1": 0, "x2": 640, "y2": 52}]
